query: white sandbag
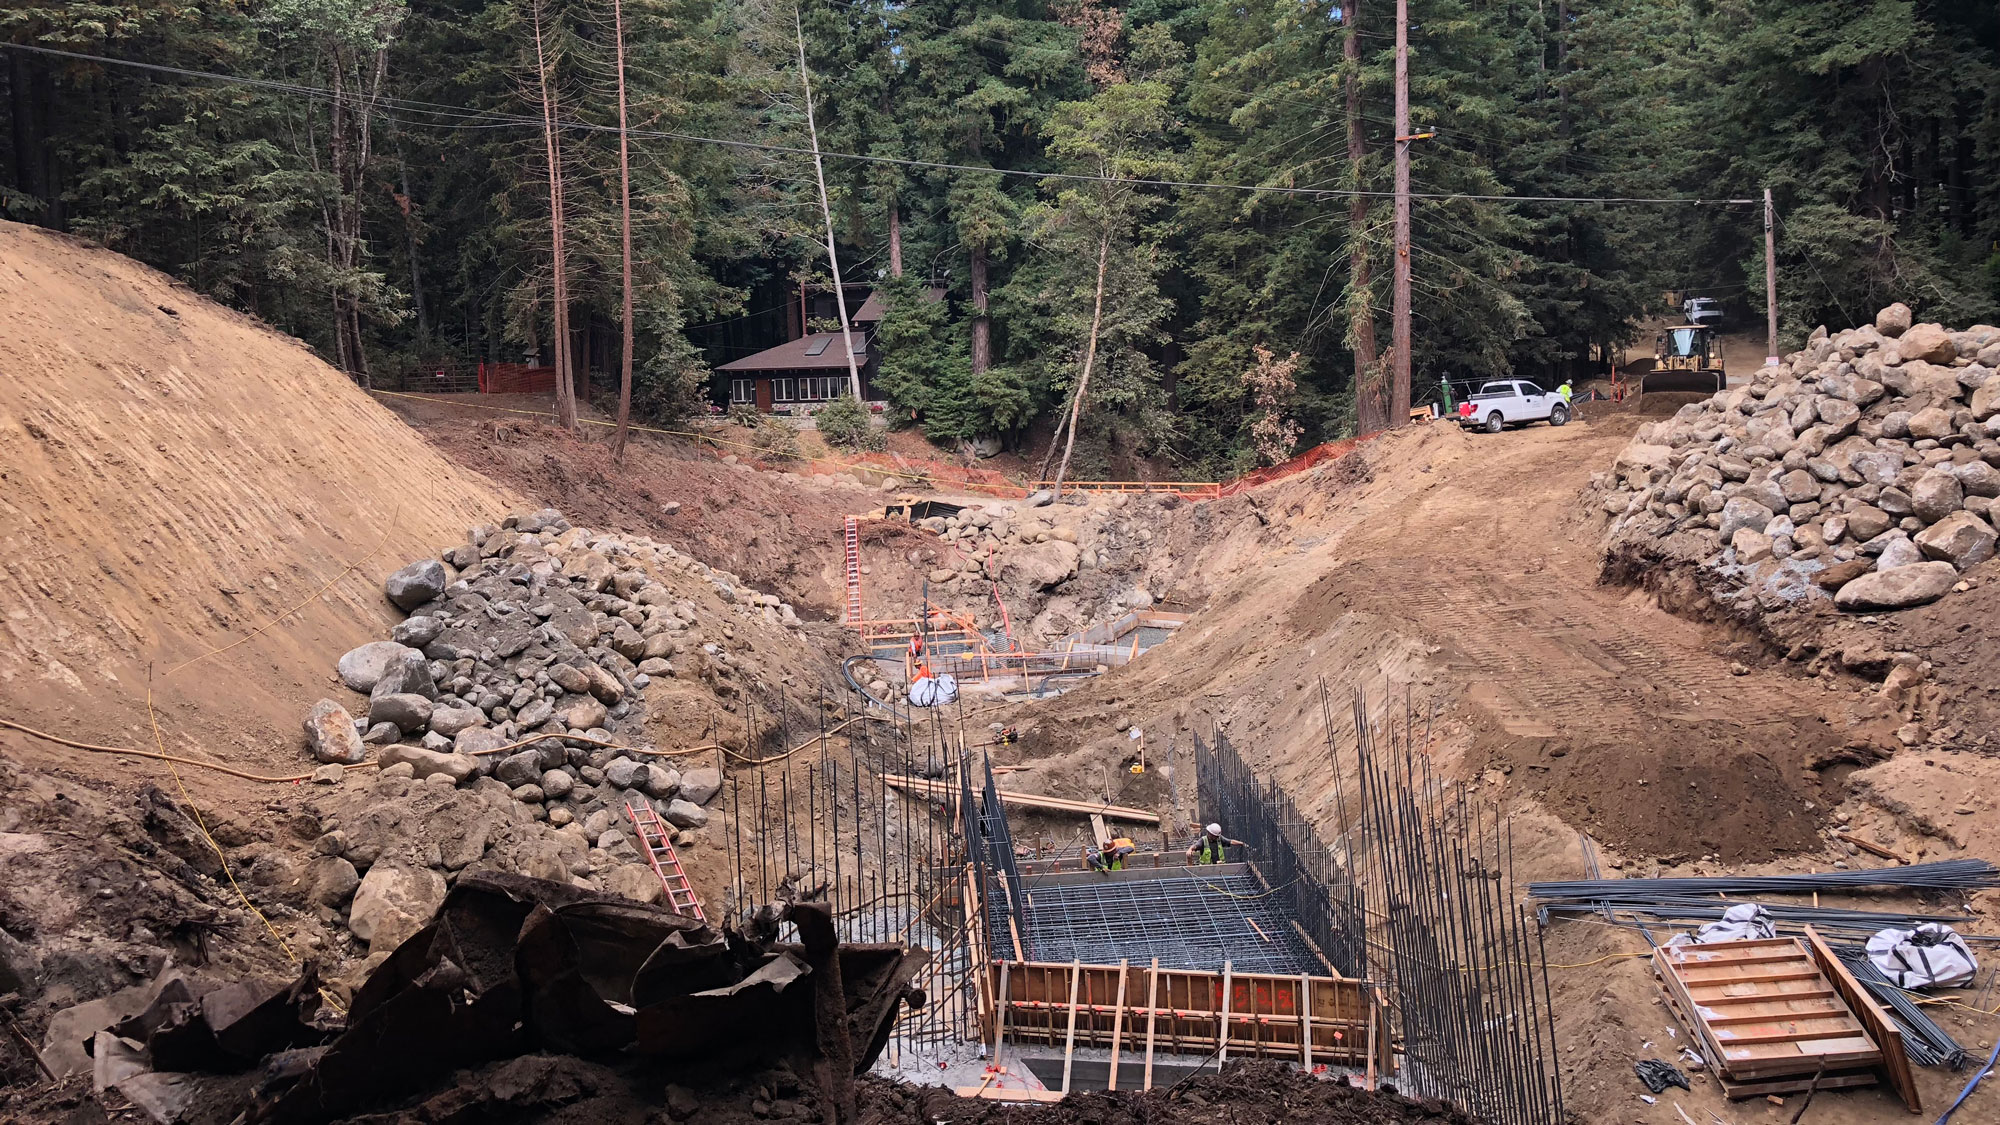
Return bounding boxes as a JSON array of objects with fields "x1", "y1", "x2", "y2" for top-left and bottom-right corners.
[
  {"x1": 1694, "y1": 903, "x2": 1775, "y2": 944},
  {"x1": 1868, "y1": 924, "x2": 1977, "y2": 989},
  {"x1": 908, "y1": 674, "x2": 958, "y2": 708}
]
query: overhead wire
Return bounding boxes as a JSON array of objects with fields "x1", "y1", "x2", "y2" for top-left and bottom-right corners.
[{"x1": 1, "y1": 41, "x2": 1757, "y2": 208}]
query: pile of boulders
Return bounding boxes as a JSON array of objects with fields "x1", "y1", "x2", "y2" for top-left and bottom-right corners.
[
  {"x1": 916, "y1": 491, "x2": 1169, "y2": 632},
  {"x1": 1595, "y1": 305, "x2": 2000, "y2": 613},
  {"x1": 290, "y1": 507, "x2": 797, "y2": 944}
]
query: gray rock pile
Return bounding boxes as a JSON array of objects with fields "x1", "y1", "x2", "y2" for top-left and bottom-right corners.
[
  {"x1": 293, "y1": 506, "x2": 770, "y2": 935},
  {"x1": 1596, "y1": 305, "x2": 2000, "y2": 613}
]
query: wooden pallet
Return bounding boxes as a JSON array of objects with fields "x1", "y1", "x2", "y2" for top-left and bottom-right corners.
[{"x1": 1654, "y1": 929, "x2": 1919, "y2": 1112}]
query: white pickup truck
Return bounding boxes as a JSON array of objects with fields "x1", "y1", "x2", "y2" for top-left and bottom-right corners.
[{"x1": 1455, "y1": 380, "x2": 1570, "y2": 433}]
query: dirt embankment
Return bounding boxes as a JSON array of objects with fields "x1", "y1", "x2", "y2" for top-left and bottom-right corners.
[{"x1": 0, "y1": 221, "x2": 520, "y2": 769}]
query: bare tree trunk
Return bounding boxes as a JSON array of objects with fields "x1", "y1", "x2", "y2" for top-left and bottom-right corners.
[
  {"x1": 969, "y1": 246, "x2": 990, "y2": 374},
  {"x1": 1346, "y1": 0, "x2": 1384, "y2": 433},
  {"x1": 888, "y1": 205, "x2": 902, "y2": 277},
  {"x1": 1048, "y1": 228, "x2": 1112, "y2": 498},
  {"x1": 795, "y1": 4, "x2": 865, "y2": 404},
  {"x1": 609, "y1": 0, "x2": 637, "y2": 460},
  {"x1": 396, "y1": 143, "x2": 428, "y2": 338},
  {"x1": 1389, "y1": 0, "x2": 1413, "y2": 425},
  {"x1": 532, "y1": 0, "x2": 578, "y2": 432}
]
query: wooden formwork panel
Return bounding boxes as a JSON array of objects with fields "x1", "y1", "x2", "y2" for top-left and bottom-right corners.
[
  {"x1": 1656, "y1": 930, "x2": 1916, "y2": 1111},
  {"x1": 986, "y1": 959, "x2": 1391, "y2": 1075}
]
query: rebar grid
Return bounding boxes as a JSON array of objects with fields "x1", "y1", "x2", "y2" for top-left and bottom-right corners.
[
  {"x1": 995, "y1": 870, "x2": 1321, "y2": 975},
  {"x1": 1348, "y1": 688, "x2": 1564, "y2": 1125}
]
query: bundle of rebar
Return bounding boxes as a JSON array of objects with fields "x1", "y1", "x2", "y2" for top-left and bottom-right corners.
[
  {"x1": 1528, "y1": 860, "x2": 2000, "y2": 902},
  {"x1": 1536, "y1": 896, "x2": 1975, "y2": 941},
  {"x1": 1832, "y1": 944, "x2": 1971, "y2": 1069}
]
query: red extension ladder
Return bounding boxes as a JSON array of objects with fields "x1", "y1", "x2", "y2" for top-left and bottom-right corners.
[
  {"x1": 842, "y1": 515, "x2": 863, "y2": 624},
  {"x1": 625, "y1": 799, "x2": 706, "y2": 922}
]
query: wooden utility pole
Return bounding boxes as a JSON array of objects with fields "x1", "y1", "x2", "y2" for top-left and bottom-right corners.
[
  {"x1": 1763, "y1": 187, "x2": 1779, "y2": 366},
  {"x1": 1346, "y1": 0, "x2": 1384, "y2": 433},
  {"x1": 531, "y1": 0, "x2": 578, "y2": 432},
  {"x1": 610, "y1": 0, "x2": 637, "y2": 460},
  {"x1": 1390, "y1": 0, "x2": 1412, "y2": 425},
  {"x1": 794, "y1": 4, "x2": 866, "y2": 404}
]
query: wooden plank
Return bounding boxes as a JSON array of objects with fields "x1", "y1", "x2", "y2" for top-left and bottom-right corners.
[
  {"x1": 1064, "y1": 952, "x2": 1080, "y2": 1088},
  {"x1": 1806, "y1": 925, "x2": 1921, "y2": 1115},
  {"x1": 1712, "y1": 1023, "x2": 1870, "y2": 1046},
  {"x1": 1716, "y1": 1070, "x2": 1879, "y2": 1100},
  {"x1": 1143, "y1": 958, "x2": 1160, "y2": 1091},
  {"x1": 1705, "y1": 1005, "x2": 1851, "y2": 1026},
  {"x1": 1676, "y1": 968, "x2": 1826, "y2": 986},
  {"x1": 1298, "y1": 974, "x2": 1312, "y2": 1069},
  {"x1": 1667, "y1": 950, "x2": 1820, "y2": 969},
  {"x1": 1685, "y1": 988, "x2": 1838, "y2": 1006},
  {"x1": 1107, "y1": 960, "x2": 1128, "y2": 1091},
  {"x1": 992, "y1": 962, "x2": 1011, "y2": 1071},
  {"x1": 953, "y1": 1088, "x2": 1067, "y2": 1103},
  {"x1": 1090, "y1": 814, "x2": 1111, "y2": 850},
  {"x1": 883, "y1": 775, "x2": 1159, "y2": 823},
  {"x1": 1218, "y1": 961, "x2": 1234, "y2": 1063}
]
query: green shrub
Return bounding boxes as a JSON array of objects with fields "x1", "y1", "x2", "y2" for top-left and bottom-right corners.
[
  {"x1": 725, "y1": 402, "x2": 762, "y2": 428},
  {"x1": 815, "y1": 394, "x2": 884, "y2": 450},
  {"x1": 750, "y1": 419, "x2": 801, "y2": 462}
]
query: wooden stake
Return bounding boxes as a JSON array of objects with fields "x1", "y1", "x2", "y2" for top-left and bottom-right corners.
[
  {"x1": 1108, "y1": 959, "x2": 1129, "y2": 1090},
  {"x1": 992, "y1": 961, "x2": 1011, "y2": 1071},
  {"x1": 1143, "y1": 958, "x2": 1161, "y2": 1090},
  {"x1": 1060, "y1": 959, "x2": 1083, "y2": 1095},
  {"x1": 1298, "y1": 974, "x2": 1313, "y2": 1069},
  {"x1": 1218, "y1": 960, "x2": 1234, "y2": 1063}
]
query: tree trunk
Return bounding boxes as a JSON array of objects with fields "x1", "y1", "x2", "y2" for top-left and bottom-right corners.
[
  {"x1": 795, "y1": 4, "x2": 866, "y2": 404},
  {"x1": 8, "y1": 52, "x2": 49, "y2": 216},
  {"x1": 1345, "y1": 0, "x2": 1385, "y2": 433},
  {"x1": 970, "y1": 246, "x2": 990, "y2": 374},
  {"x1": 1048, "y1": 229, "x2": 1112, "y2": 498},
  {"x1": 610, "y1": 0, "x2": 637, "y2": 461},
  {"x1": 1389, "y1": 0, "x2": 1413, "y2": 426},
  {"x1": 889, "y1": 205, "x2": 903, "y2": 277},
  {"x1": 396, "y1": 145, "x2": 428, "y2": 338},
  {"x1": 532, "y1": 0, "x2": 578, "y2": 432}
]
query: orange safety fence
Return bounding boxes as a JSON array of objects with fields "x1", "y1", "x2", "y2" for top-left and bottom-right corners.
[{"x1": 478, "y1": 362, "x2": 558, "y2": 394}]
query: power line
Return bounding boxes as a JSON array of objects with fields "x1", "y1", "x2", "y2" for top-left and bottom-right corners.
[{"x1": 3, "y1": 41, "x2": 1758, "y2": 208}]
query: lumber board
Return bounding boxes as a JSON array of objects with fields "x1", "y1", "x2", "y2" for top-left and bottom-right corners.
[
  {"x1": 953, "y1": 1087, "x2": 1066, "y2": 1103},
  {"x1": 883, "y1": 775, "x2": 1159, "y2": 823},
  {"x1": 1806, "y1": 925, "x2": 1921, "y2": 1114},
  {"x1": 1107, "y1": 961, "x2": 1128, "y2": 1091},
  {"x1": 1143, "y1": 958, "x2": 1160, "y2": 1091},
  {"x1": 1715, "y1": 1070, "x2": 1878, "y2": 1100}
]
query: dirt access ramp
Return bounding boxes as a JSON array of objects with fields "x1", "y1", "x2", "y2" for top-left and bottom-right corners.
[
  {"x1": 996, "y1": 418, "x2": 1850, "y2": 866},
  {"x1": 0, "y1": 221, "x2": 518, "y2": 771}
]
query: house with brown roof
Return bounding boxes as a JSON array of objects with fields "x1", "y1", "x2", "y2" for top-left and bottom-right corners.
[{"x1": 717, "y1": 284, "x2": 885, "y2": 413}]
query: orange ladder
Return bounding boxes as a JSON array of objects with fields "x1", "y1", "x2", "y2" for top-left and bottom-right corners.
[
  {"x1": 843, "y1": 516, "x2": 863, "y2": 624},
  {"x1": 625, "y1": 799, "x2": 706, "y2": 922}
]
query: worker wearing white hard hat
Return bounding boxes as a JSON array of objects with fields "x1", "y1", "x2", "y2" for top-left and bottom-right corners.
[{"x1": 1187, "y1": 823, "x2": 1245, "y2": 865}]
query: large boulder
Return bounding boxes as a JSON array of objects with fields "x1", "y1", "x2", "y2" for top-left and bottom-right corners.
[
  {"x1": 1833, "y1": 562, "x2": 1960, "y2": 612},
  {"x1": 371, "y1": 650, "x2": 437, "y2": 701},
  {"x1": 583, "y1": 663, "x2": 626, "y2": 704},
  {"x1": 493, "y1": 749, "x2": 545, "y2": 788},
  {"x1": 392, "y1": 615, "x2": 443, "y2": 648},
  {"x1": 1897, "y1": 323, "x2": 1958, "y2": 365},
  {"x1": 1914, "y1": 511, "x2": 1998, "y2": 570},
  {"x1": 1845, "y1": 506, "x2": 1894, "y2": 541},
  {"x1": 1957, "y1": 460, "x2": 2000, "y2": 498},
  {"x1": 376, "y1": 743, "x2": 479, "y2": 785},
  {"x1": 337, "y1": 641, "x2": 415, "y2": 693},
  {"x1": 561, "y1": 696, "x2": 608, "y2": 731},
  {"x1": 662, "y1": 799, "x2": 709, "y2": 830},
  {"x1": 385, "y1": 560, "x2": 448, "y2": 611},
  {"x1": 428, "y1": 705, "x2": 486, "y2": 737},
  {"x1": 1876, "y1": 303, "x2": 1912, "y2": 337},
  {"x1": 547, "y1": 663, "x2": 591, "y2": 695},
  {"x1": 1911, "y1": 469, "x2": 1965, "y2": 524},
  {"x1": 1907, "y1": 407, "x2": 1956, "y2": 441},
  {"x1": 1730, "y1": 528, "x2": 1774, "y2": 563},
  {"x1": 368, "y1": 692, "x2": 433, "y2": 734},
  {"x1": 303, "y1": 699, "x2": 366, "y2": 764},
  {"x1": 606, "y1": 864, "x2": 663, "y2": 905},
  {"x1": 1004, "y1": 540, "x2": 1081, "y2": 589},
  {"x1": 678, "y1": 767, "x2": 722, "y2": 807},
  {"x1": 1718, "y1": 498, "x2": 1775, "y2": 541},
  {"x1": 604, "y1": 758, "x2": 648, "y2": 790},
  {"x1": 642, "y1": 765, "x2": 680, "y2": 799},
  {"x1": 302, "y1": 856, "x2": 361, "y2": 908},
  {"x1": 348, "y1": 860, "x2": 447, "y2": 952}
]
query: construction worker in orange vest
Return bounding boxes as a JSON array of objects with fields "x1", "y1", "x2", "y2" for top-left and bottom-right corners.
[{"x1": 1088, "y1": 836, "x2": 1137, "y2": 873}]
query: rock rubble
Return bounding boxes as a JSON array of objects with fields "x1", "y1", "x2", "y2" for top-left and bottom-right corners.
[{"x1": 1596, "y1": 306, "x2": 2000, "y2": 613}]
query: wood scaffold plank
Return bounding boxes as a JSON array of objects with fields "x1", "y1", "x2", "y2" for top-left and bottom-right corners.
[
  {"x1": 1060, "y1": 959, "x2": 1082, "y2": 1095},
  {"x1": 1143, "y1": 958, "x2": 1160, "y2": 1091},
  {"x1": 1108, "y1": 959, "x2": 1129, "y2": 1091}
]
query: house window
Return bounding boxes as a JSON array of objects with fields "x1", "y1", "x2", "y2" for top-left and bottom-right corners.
[
  {"x1": 730, "y1": 379, "x2": 754, "y2": 404},
  {"x1": 774, "y1": 377, "x2": 793, "y2": 402}
]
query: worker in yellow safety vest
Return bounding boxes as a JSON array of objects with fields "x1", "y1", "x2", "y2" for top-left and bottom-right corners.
[
  {"x1": 1088, "y1": 837, "x2": 1137, "y2": 873},
  {"x1": 1186, "y1": 823, "x2": 1245, "y2": 865}
]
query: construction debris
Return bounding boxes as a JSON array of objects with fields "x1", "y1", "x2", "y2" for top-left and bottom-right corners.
[{"x1": 44, "y1": 873, "x2": 926, "y2": 1124}]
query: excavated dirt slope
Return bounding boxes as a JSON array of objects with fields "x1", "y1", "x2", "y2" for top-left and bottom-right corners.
[{"x1": 0, "y1": 222, "x2": 519, "y2": 766}]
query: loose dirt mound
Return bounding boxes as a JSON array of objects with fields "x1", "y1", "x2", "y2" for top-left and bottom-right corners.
[{"x1": 0, "y1": 221, "x2": 518, "y2": 768}]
